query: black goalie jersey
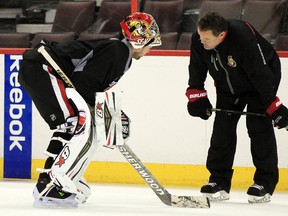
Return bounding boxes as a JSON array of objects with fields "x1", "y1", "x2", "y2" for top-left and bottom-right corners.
[{"x1": 47, "y1": 38, "x2": 133, "y2": 106}]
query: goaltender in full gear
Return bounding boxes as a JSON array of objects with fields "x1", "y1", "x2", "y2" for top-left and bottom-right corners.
[
  {"x1": 185, "y1": 12, "x2": 288, "y2": 204},
  {"x1": 18, "y1": 12, "x2": 161, "y2": 208}
]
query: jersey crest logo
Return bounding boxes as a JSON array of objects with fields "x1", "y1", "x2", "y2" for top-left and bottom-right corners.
[{"x1": 227, "y1": 55, "x2": 237, "y2": 67}]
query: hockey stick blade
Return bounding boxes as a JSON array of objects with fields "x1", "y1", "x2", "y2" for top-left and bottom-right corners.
[{"x1": 118, "y1": 144, "x2": 210, "y2": 208}]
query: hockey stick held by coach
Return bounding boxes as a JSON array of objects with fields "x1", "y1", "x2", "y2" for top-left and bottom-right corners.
[
  {"x1": 18, "y1": 12, "x2": 161, "y2": 208},
  {"x1": 185, "y1": 12, "x2": 288, "y2": 204}
]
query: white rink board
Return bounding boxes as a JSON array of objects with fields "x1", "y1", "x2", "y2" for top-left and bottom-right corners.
[{"x1": 1, "y1": 55, "x2": 288, "y2": 168}]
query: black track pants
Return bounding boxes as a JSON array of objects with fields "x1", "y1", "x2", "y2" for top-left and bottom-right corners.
[{"x1": 206, "y1": 102, "x2": 278, "y2": 194}]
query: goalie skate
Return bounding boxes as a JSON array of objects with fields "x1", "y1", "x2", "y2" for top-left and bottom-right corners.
[
  {"x1": 201, "y1": 182, "x2": 230, "y2": 201},
  {"x1": 33, "y1": 183, "x2": 77, "y2": 208}
]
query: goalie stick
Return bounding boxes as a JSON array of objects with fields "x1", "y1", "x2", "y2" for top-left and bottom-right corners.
[
  {"x1": 118, "y1": 144, "x2": 210, "y2": 208},
  {"x1": 37, "y1": 45, "x2": 210, "y2": 209}
]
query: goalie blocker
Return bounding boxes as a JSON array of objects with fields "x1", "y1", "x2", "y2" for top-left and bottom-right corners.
[{"x1": 95, "y1": 91, "x2": 131, "y2": 147}]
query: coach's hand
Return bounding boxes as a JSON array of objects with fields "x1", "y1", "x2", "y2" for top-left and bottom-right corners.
[
  {"x1": 186, "y1": 88, "x2": 212, "y2": 120},
  {"x1": 266, "y1": 97, "x2": 288, "y2": 129}
]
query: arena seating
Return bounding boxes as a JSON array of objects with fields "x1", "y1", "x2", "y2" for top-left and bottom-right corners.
[{"x1": 0, "y1": 0, "x2": 288, "y2": 50}]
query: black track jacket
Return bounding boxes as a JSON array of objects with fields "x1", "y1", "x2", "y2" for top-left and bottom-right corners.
[{"x1": 188, "y1": 20, "x2": 281, "y2": 107}]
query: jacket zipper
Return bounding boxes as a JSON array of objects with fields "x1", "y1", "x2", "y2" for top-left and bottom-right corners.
[
  {"x1": 214, "y1": 50, "x2": 235, "y2": 95},
  {"x1": 211, "y1": 55, "x2": 219, "y2": 71},
  {"x1": 213, "y1": 51, "x2": 239, "y2": 104}
]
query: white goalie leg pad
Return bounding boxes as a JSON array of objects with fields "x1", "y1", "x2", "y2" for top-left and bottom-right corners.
[
  {"x1": 49, "y1": 88, "x2": 97, "y2": 203},
  {"x1": 95, "y1": 91, "x2": 124, "y2": 147},
  {"x1": 77, "y1": 177, "x2": 91, "y2": 203}
]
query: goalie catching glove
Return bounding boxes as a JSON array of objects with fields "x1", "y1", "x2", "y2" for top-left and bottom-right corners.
[
  {"x1": 266, "y1": 96, "x2": 288, "y2": 129},
  {"x1": 186, "y1": 88, "x2": 212, "y2": 120}
]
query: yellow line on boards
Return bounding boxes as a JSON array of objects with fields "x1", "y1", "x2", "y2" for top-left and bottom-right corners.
[{"x1": 0, "y1": 159, "x2": 287, "y2": 191}]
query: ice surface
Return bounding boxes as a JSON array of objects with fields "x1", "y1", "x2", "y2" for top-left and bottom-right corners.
[{"x1": 0, "y1": 180, "x2": 287, "y2": 216}]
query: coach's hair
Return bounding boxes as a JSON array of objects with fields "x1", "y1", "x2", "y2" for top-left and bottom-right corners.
[{"x1": 198, "y1": 12, "x2": 228, "y2": 36}]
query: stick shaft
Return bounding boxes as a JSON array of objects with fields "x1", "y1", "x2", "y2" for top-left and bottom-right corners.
[
  {"x1": 118, "y1": 144, "x2": 210, "y2": 208},
  {"x1": 118, "y1": 144, "x2": 172, "y2": 205},
  {"x1": 37, "y1": 46, "x2": 75, "y2": 88},
  {"x1": 210, "y1": 108, "x2": 267, "y2": 117}
]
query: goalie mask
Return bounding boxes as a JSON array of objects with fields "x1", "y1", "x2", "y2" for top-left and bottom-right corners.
[{"x1": 120, "y1": 12, "x2": 162, "y2": 48}]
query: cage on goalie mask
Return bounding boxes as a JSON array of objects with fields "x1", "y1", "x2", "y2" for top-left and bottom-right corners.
[{"x1": 120, "y1": 12, "x2": 161, "y2": 48}]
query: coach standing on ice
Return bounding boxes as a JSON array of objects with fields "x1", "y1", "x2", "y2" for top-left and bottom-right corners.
[
  {"x1": 185, "y1": 12, "x2": 288, "y2": 203},
  {"x1": 18, "y1": 12, "x2": 161, "y2": 208}
]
